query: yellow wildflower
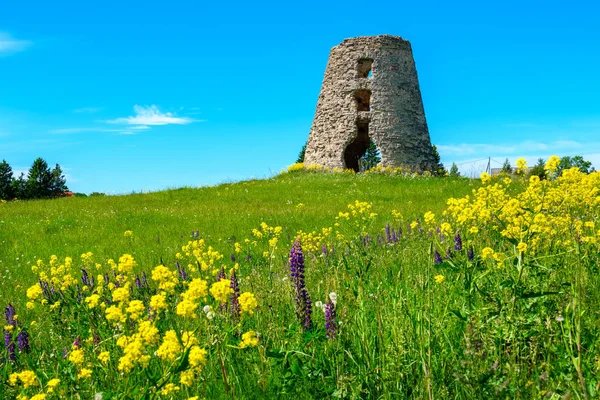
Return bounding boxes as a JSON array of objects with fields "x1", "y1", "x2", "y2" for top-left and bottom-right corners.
[
  {"x1": 77, "y1": 368, "x2": 92, "y2": 379},
  {"x1": 481, "y1": 247, "x2": 495, "y2": 260},
  {"x1": 112, "y1": 283, "x2": 131, "y2": 303},
  {"x1": 239, "y1": 292, "x2": 258, "y2": 315},
  {"x1": 150, "y1": 292, "x2": 168, "y2": 312},
  {"x1": 516, "y1": 158, "x2": 527, "y2": 175},
  {"x1": 188, "y1": 346, "x2": 207, "y2": 370},
  {"x1": 156, "y1": 330, "x2": 182, "y2": 361},
  {"x1": 68, "y1": 349, "x2": 85, "y2": 365},
  {"x1": 239, "y1": 330, "x2": 259, "y2": 348},
  {"x1": 97, "y1": 351, "x2": 110, "y2": 363},
  {"x1": 545, "y1": 155, "x2": 560, "y2": 175},
  {"x1": 125, "y1": 300, "x2": 145, "y2": 320},
  {"x1": 210, "y1": 279, "x2": 233, "y2": 303},
  {"x1": 161, "y1": 383, "x2": 180, "y2": 396},
  {"x1": 180, "y1": 370, "x2": 195, "y2": 387},
  {"x1": 26, "y1": 284, "x2": 43, "y2": 300},
  {"x1": 480, "y1": 172, "x2": 491, "y2": 185},
  {"x1": 434, "y1": 275, "x2": 445, "y2": 284},
  {"x1": 124, "y1": 230, "x2": 133, "y2": 237},
  {"x1": 85, "y1": 294, "x2": 100, "y2": 309},
  {"x1": 517, "y1": 242, "x2": 528, "y2": 254}
]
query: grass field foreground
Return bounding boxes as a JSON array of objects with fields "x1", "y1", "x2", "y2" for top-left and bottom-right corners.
[{"x1": 1, "y1": 169, "x2": 599, "y2": 399}]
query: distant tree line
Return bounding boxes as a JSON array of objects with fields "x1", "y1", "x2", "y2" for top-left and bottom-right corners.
[{"x1": 0, "y1": 158, "x2": 68, "y2": 201}]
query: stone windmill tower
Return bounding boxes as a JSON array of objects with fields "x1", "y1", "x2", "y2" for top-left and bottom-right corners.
[{"x1": 304, "y1": 35, "x2": 436, "y2": 172}]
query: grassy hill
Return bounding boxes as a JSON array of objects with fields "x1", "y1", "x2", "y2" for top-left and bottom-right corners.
[
  {"x1": 0, "y1": 172, "x2": 475, "y2": 304},
  {"x1": 1, "y1": 170, "x2": 598, "y2": 399}
]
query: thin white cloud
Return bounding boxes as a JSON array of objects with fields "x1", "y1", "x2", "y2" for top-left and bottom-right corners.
[
  {"x1": 73, "y1": 107, "x2": 102, "y2": 113},
  {"x1": 437, "y1": 140, "x2": 587, "y2": 158},
  {"x1": 50, "y1": 125, "x2": 150, "y2": 135},
  {"x1": 108, "y1": 105, "x2": 195, "y2": 126},
  {"x1": 0, "y1": 32, "x2": 31, "y2": 56}
]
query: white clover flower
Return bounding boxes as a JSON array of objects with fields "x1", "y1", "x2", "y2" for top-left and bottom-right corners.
[
  {"x1": 203, "y1": 305, "x2": 211, "y2": 314},
  {"x1": 329, "y1": 292, "x2": 337, "y2": 305},
  {"x1": 206, "y1": 311, "x2": 215, "y2": 320},
  {"x1": 315, "y1": 301, "x2": 324, "y2": 311}
]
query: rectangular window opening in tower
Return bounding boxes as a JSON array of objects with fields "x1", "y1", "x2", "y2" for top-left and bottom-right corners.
[
  {"x1": 357, "y1": 58, "x2": 373, "y2": 78},
  {"x1": 354, "y1": 89, "x2": 371, "y2": 112}
]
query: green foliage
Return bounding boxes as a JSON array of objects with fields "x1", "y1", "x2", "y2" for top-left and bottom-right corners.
[
  {"x1": 11, "y1": 172, "x2": 27, "y2": 199},
  {"x1": 73, "y1": 192, "x2": 88, "y2": 197},
  {"x1": 449, "y1": 162, "x2": 460, "y2": 177},
  {"x1": 89, "y1": 192, "x2": 106, "y2": 197},
  {"x1": 558, "y1": 155, "x2": 594, "y2": 174},
  {"x1": 296, "y1": 143, "x2": 306, "y2": 163},
  {"x1": 431, "y1": 145, "x2": 446, "y2": 176},
  {"x1": 358, "y1": 139, "x2": 381, "y2": 172},
  {"x1": 501, "y1": 158, "x2": 512, "y2": 174},
  {"x1": 528, "y1": 158, "x2": 547, "y2": 180},
  {"x1": 50, "y1": 163, "x2": 68, "y2": 197},
  {"x1": 1, "y1": 158, "x2": 69, "y2": 200},
  {"x1": 0, "y1": 159, "x2": 14, "y2": 200}
]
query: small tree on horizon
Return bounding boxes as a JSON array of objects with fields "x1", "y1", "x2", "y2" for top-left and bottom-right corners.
[
  {"x1": 27, "y1": 158, "x2": 54, "y2": 199},
  {"x1": 431, "y1": 145, "x2": 446, "y2": 176},
  {"x1": 449, "y1": 162, "x2": 460, "y2": 177},
  {"x1": 528, "y1": 158, "x2": 547, "y2": 180},
  {"x1": 50, "y1": 164, "x2": 68, "y2": 197},
  {"x1": 501, "y1": 158, "x2": 512, "y2": 174},
  {"x1": 296, "y1": 143, "x2": 306, "y2": 163},
  {"x1": 0, "y1": 160, "x2": 14, "y2": 200},
  {"x1": 11, "y1": 173, "x2": 27, "y2": 199}
]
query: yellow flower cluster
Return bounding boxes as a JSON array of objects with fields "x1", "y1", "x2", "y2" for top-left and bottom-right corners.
[
  {"x1": 9, "y1": 370, "x2": 38, "y2": 388},
  {"x1": 176, "y1": 278, "x2": 208, "y2": 318},
  {"x1": 444, "y1": 167, "x2": 600, "y2": 255},
  {"x1": 239, "y1": 292, "x2": 258, "y2": 315},
  {"x1": 210, "y1": 279, "x2": 233, "y2": 303},
  {"x1": 240, "y1": 330, "x2": 259, "y2": 348}
]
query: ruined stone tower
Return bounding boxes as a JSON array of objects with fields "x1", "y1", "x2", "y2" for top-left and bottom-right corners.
[{"x1": 304, "y1": 35, "x2": 436, "y2": 171}]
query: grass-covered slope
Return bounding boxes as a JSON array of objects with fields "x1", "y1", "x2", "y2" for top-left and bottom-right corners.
[
  {"x1": 0, "y1": 172, "x2": 475, "y2": 304},
  {"x1": 1, "y1": 170, "x2": 599, "y2": 399}
]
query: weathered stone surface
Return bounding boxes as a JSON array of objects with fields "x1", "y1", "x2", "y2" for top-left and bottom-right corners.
[{"x1": 304, "y1": 35, "x2": 436, "y2": 171}]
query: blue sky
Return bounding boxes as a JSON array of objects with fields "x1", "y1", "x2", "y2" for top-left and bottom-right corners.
[{"x1": 1, "y1": 0, "x2": 599, "y2": 193}]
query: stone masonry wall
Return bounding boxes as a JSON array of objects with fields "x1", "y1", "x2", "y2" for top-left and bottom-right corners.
[{"x1": 304, "y1": 35, "x2": 436, "y2": 171}]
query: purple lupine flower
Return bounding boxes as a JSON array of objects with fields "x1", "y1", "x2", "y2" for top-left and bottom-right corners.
[
  {"x1": 230, "y1": 270, "x2": 240, "y2": 318},
  {"x1": 434, "y1": 249, "x2": 443, "y2": 265},
  {"x1": 17, "y1": 330, "x2": 29, "y2": 353},
  {"x1": 325, "y1": 300, "x2": 337, "y2": 339},
  {"x1": 175, "y1": 261, "x2": 186, "y2": 280},
  {"x1": 246, "y1": 253, "x2": 252, "y2": 261},
  {"x1": 397, "y1": 227, "x2": 402, "y2": 239},
  {"x1": 468, "y1": 247, "x2": 475, "y2": 262},
  {"x1": 302, "y1": 288, "x2": 313, "y2": 330},
  {"x1": 446, "y1": 247, "x2": 453, "y2": 259},
  {"x1": 454, "y1": 232, "x2": 463, "y2": 251},
  {"x1": 89, "y1": 275, "x2": 95, "y2": 290},
  {"x1": 230, "y1": 254, "x2": 236, "y2": 262},
  {"x1": 103, "y1": 273, "x2": 110, "y2": 285},
  {"x1": 73, "y1": 336, "x2": 80, "y2": 348},
  {"x1": 321, "y1": 244, "x2": 328, "y2": 256},
  {"x1": 289, "y1": 239, "x2": 304, "y2": 287},
  {"x1": 39, "y1": 280, "x2": 51, "y2": 299},
  {"x1": 289, "y1": 240, "x2": 312, "y2": 330},
  {"x1": 5, "y1": 304, "x2": 16, "y2": 327},
  {"x1": 81, "y1": 268, "x2": 90, "y2": 286},
  {"x1": 4, "y1": 330, "x2": 15, "y2": 360},
  {"x1": 135, "y1": 274, "x2": 142, "y2": 289},
  {"x1": 385, "y1": 223, "x2": 392, "y2": 244},
  {"x1": 217, "y1": 266, "x2": 226, "y2": 282},
  {"x1": 141, "y1": 271, "x2": 148, "y2": 287},
  {"x1": 391, "y1": 228, "x2": 399, "y2": 243}
]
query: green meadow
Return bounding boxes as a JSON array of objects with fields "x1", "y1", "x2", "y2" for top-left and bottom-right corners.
[{"x1": 1, "y1": 170, "x2": 599, "y2": 399}]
